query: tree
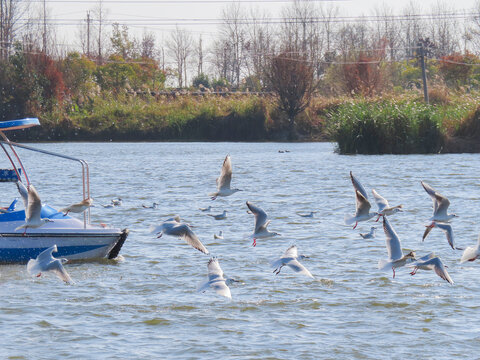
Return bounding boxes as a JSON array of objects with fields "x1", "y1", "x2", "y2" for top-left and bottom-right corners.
[
  {"x1": 266, "y1": 51, "x2": 316, "y2": 139},
  {"x1": 166, "y1": 26, "x2": 193, "y2": 87},
  {"x1": 110, "y1": 23, "x2": 136, "y2": 60}
]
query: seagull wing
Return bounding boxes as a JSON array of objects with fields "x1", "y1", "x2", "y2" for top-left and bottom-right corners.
[
  {"x1": 26, "y1": 184, "x2": 42, "y2": 223},
  {"x1": 210, "y1": 280, "x2": 232, "y2": 298},
  {"x1": 355, "y1": 191, "x2": 372, "y2": 217},
  {"x1": 350, "y1": 171, "x2": 368, "y2": 199},
  {"x1": 435, "y1": 222, "x2": 455, "y2": 250},
  {"x1": 287, "y1": 259, "x2": 314, "y2": 278},
  {"x1": 421, "y1": 181, "x2": 439, "y2": 213},
  {"x1": 16, "y1": 181, "x2": 29, "y2": 209},
  {"x1": 382, "y1": 217, "x2": 403, "y2": 261},
  {"x1": 217, "y1": 155, "x2": 233, "y2": 191},
  {"x1": 431, "y1": 257, "x2": 454, "y2": 284},
  {"x1": 49, "y1": 259, "x2": 73, "y2": 283},
  {"x1": 434, "y1": 194, "x2": 451, "y2": 218},
  {"x1": 178, "y1": 224, "x2": 209, "y2": 254},
  {"x1": 422, "y1": 225, "x2": 433, "y2": 241},
  {"x1": 372, "y1": 189, "x2": 389, "y2": 213},
  {"x1": 246, "y1": 201, "x2": 269, "y2": 233}
]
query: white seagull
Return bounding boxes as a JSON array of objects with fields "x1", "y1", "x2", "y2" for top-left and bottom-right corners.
[
  {"x1": 422, "y1": 221, "x2": 461, "y2": 250},
  {"x1": 460, "y1": 234, "x2": 480, "y2": 263},
  {"x1": 421, "y1": 181, "x2": 458, "y2": 223},
  {"x1": 371, "y1": 189, "x2": 403, "y2": 221},
  {"x1": 214, "y1": 231, "x2": 224, "y2": 240},
  {"x1": 150, "y1": 216, "x2": 209, "y2": 254},
  {"x1": 246, "y1": 201, "x2": 281, "y2": 247},
  {"x1": 27, "y1": 245, "x2": 72, "y2": 283},
  {"x1": 197, "y1": 257, "x2": 235, "y2": 299},
  {"x1": 60, "y1": 197, "x2": 93, "y2": 216},
  {"x1": 360, "y1": 226, "x2": 376, "y2": 239},
  {"x1": 207, "y1": 210, "x2": 228, "y2": 220},
  {"x1": 378, "y1": 216, "x2": 416, "y2": 278},
  {"x1": 409, "y1": 256, "x2": 454, "y2": 284},
  {"x1": 271, "y1": 245, "x2": 314, "y2": 278},
  {"x1": 199, "y1": 206, "x2": 212, "y2": 212},
  {"x1": 209, "y1": 155, "x2": 242, "y2": 200},
  {"x1": 15, "y1": 184, "x2": 53, "y2": 235}
]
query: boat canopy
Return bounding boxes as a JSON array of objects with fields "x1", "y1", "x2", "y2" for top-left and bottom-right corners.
[{"x1": 0, "y1": 118, "x2": 40, "y2": 131}]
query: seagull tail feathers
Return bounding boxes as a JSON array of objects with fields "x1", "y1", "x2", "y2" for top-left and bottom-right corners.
[
  {"x1": 344, "y1": 214, "x2": 356, "y2": 226},
  {"x1": 378, "y1": 259, "x2": 392, "y2": 271}
]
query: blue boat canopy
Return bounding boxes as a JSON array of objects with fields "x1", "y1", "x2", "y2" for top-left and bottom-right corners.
[{"x1": 0, "y1": 118, "x2": 40, "y2": 131}]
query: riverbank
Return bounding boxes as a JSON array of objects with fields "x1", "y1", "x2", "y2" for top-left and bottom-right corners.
[{"x1": 9, "y1": 91, "x2": 480, "y2": 153}]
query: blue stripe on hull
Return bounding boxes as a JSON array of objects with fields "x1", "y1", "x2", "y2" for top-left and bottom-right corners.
[{"x1": 0, "y1": 245, "x2": 105, "y2": 263}]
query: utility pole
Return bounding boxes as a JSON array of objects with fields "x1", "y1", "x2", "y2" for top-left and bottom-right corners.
[
  {"x1": 43, "y1": 0, "x2": 47, "y2": 53},
  {"x1": 197, "y1": 35, "x2": 203, "y2": 76},
  {"x1": 418, "y1": 42, "x2": 429, "y2": 104},
  {"x1": 86, "y1": 11, "x2": 90, "y2": 57}
]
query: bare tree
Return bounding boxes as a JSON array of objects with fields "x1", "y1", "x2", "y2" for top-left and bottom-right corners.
[
  {"x1": 427, "y1": 1, "x2": 459, "y2": 56},
  {"x1": 141, "y1": 31, "x2": 156, "y2": 59},
  {"x1": 167, "y1": 26, "x2": 193, "y2": 87},
  {"x1": 266, "y1": 51, "x2": 316, "y2": 139},
  {"x1": 93, "y1": 0, "x2": 107, "y2": 63},
  {"x1": 0, "y1": 0, "x2": 28, "y2": 59}
]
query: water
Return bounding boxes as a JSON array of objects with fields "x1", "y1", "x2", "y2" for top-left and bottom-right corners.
[{"x1": 1, "y1": 142, "x2": 480, "y2": 359}]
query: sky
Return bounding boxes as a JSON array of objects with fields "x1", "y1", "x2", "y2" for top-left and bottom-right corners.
[{"x1": 32, "y1": 0, "x2": 479, "y2": 51}]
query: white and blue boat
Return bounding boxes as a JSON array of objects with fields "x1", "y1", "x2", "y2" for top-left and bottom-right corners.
[{"x1": 0, "y1": 118, "x2": 128, "y2": 263}]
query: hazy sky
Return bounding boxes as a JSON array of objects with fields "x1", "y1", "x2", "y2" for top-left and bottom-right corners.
[{"x1": 40, "y1": 0, "x2": 478, "y2": 50}]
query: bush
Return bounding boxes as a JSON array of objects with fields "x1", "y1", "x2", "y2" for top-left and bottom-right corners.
[{"x1": 192, "y1": 73, "x2": 210, "y2": 89}]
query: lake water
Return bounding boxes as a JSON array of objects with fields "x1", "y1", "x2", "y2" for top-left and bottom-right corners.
[{"x1": 1, "y1": 142, "x2": 480, "y2": 359}]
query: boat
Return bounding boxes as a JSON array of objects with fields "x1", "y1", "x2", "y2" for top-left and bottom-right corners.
[{"x1": 0, "y1": 118, "x2": 128, "y2": 263}]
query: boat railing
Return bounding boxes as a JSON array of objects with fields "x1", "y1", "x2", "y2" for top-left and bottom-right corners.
[{"x1": 0, "y1": 139, "x2": 91, "y2": 228}]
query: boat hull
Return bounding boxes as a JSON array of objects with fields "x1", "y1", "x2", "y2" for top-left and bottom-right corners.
[{"x1": 0, "y1": 229, "x2": 129, "y2": 263}]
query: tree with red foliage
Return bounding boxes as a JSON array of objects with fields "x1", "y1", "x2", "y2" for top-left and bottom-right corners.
[
  {"x1": 439, "y1": 52, "x2": 479, "y2": 88},
  {"x1": 266, "y1": 51, "x2": 316, "y2": 139},
  {"x1": 342, "y1": 54, "x2": 384, "y2": 97}
]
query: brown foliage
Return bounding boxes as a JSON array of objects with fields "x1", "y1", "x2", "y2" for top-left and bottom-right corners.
[
  {"x1": 28, "y1": 53, "x2": 66, "y2": 103},
  {"x1": 341, "y1": 54, "x2": 383, "y2": 97}
]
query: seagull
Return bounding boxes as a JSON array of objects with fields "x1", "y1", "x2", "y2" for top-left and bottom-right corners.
[
  {"x1": 197, "y1": 257, "x2": 236, "y2": 299},
  {"x1": 150, "y1": 216, "x2": 209, "y2": 254},
  {"x1": 460, "y1": 234, "x2": 480, "y2": 263},
  {"x1": 27, "y1": 245, "x2": 72, "y2": 283},
  {"x1": 209, "y1": 155, "x2": 242, "y2": 200},
  {"x1": 360, "y1": 226, "x2": 376, "y2": 239},
  {"x1": 409, "y1": 256, "x2": 454, "y2": 284},
  {"x1": 246, "y1": 201, "x2": 281, "y2": 247},
  {"x1": 142, "y1": 202, "x2": 159, "y2": 209},
  {"x1": 345, "y1": 191, "x2": 377, "y2": 229},
  {"x1": 15, "y1": 180, "x2": 28, "y2": 209},
  {"x1": 111, "y1": 198, "x2": 122, "y2": 206},
  {"x1": 15, "y1": 184, "x2": 54, "y2": 235},
  {"x1": 297, "y1": 211, "x2": 316, "y2": 218},
  {"x1": 271, "y1": 245, "x2": 314, "y2": 278},
  {"x1": 371, "y1": 189, "x2": 403, "y2": 221},
  {"x1": 345, "y1": 172, "x2": 376, "y2": 229},
  {"x1": 214, "y1": 231, "x2": 224, "y2": 240},
  {"x1": 378, "y1": 216, "x2": 416, "y2": 278},
  {"x1": 422, "y1": 221, "x2": 462, "y2": 250},
  {"x1": 60, "y1": 197, "x2": 93, "y2": 216},
  {"x1": 421, "y1": 181, "x2": 458, "y2": 223},
  {"x1": 199, "y1": 206, "x2": 212, "y2": 212},
  {"x1": 207, "y1": 210, "x2": 228, "y2": 220}
]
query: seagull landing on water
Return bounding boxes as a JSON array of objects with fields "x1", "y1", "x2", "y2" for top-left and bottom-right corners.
[
  {"x1": 246, "y1": 201, "x2": 280, "y2": 247},
  {"x1": 271, "y1": 245, "x2": 314, "y2": 278},
  {"x1": 360, "y1": 226, "x2": 376, "y2": 239},
  {"x1": 27, "y1": 245, "x2": 72, "y2": 283},
  {"x1": 460, "y1": 234, "x2": 480, "y2": 263},
  {"x1": 208, "y1": 210, "x2": 228, "y2": 220},
  {"x1": 345, "y1": 172, "x2": 377, "y2": 229},
  {"x1": 197, "y1": 257, "x2": 238, "y2": 299},
  {"x1": 409, "y1": 256, "x2": 454, "y2": 284},
  {"x1": 209, "y1": 155, "x2": 242, "y2": 200},
  {"x1": 150, "y1": 216, "x2": 209, "y2": 254},
  {"x1": 371, "y1": 189, "x2": 403, "y2": 222},
  {"x1": 60, "y1": 198, "x2": 93, "y2": 216},
  {"x1": 378, "y1": 216, "x2": 417, "y2": 278},
  {"x1": 421, "y1": 181, "x2": 458, "y2": 223},
  {"x1": 15, "y1": 184, "x2": 53, "y2": 235},
  {"x1": 422, "y1": 221, "x2": 462, "y2": 250}
]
